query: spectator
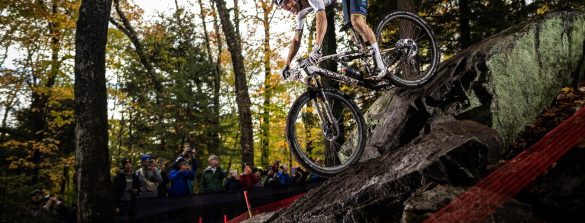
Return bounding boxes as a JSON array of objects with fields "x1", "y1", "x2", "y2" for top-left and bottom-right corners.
[
  {"x1": 239, "y1": 165, "x2": 259, "y2": 191},
  {"x1": 253, "y1": 168, "x2": 264, "y2": 188},
  {"x1": 276, "y1": 165, "x2": 291, "y2": 185},
  {"x1": 291, "y1": 166, "x2": 305, "y2": 184},
  {"x1": 135, "y1": 154, "x2": 163, "y2": 199},
  {"x1": 168, "y1": 157, "x2": 195, "y2": 196},
  {"x1": 200, "y1": 154, "x2": 226, "y2": 193},
  {"x1": 113, "y1": 158, "x2": 140, "y2": 217},
  {"x1": 28, "y1": 189, "x2": 72, "y2": 223},
  {"x1": 176, "y1": 143, "x2": 199, "y2": 193},
  {"x1": 157, "y1": 159, "x2": 170, "y2": 198},
  {"x1": 28, "y1": 189, "x2": 45, "y2": 217},
  {"x1": 223, "y1": 170, "x2": 241, "y2": 192},
  {"x1": 263, "y1": 161, "x2": 281, "y2": 188}
]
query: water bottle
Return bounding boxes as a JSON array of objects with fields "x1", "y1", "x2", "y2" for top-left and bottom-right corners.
[{"x1": 342, "y1": 67, "x2": 361, "y2": 79}]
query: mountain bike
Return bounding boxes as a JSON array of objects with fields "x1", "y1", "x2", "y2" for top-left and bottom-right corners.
[{"x1": 285, "y1": 11, "x2": 439, "y2": 176}]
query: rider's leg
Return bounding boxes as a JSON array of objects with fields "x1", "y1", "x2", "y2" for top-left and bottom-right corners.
[
  {"x1": 352, "y1": 15, "x2": 386, "y2": 74},
  {"x1": 350, "y1": 15, "x2": 376, "y2": 45},
  {"x1": 346, "y1": 0, "x2": 386, "y2": 73}
]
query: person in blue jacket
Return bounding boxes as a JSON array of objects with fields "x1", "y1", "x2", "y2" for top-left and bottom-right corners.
[{"x1": 168, "y1": 157, "x2": 195, "y2": 196}]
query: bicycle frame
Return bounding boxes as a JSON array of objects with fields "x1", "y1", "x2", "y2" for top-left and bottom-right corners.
[
  {"x1": 299, "y1": 26, "x2": 400, "y2": 90},
  {"x1": 303, "y1": 56, "x2": 394, "y2": 90}
]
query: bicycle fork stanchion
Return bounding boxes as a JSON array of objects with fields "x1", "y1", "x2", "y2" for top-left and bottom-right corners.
[
  {"x1": 310, "y1": 78, "x2": 340, "y2": 141},
  {"x1": 311, "y1": 96, "x2": 339, "y2": 141}
]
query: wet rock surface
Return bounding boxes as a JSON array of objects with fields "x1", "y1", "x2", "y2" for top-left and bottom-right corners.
[
  {"x1": 261, "y1": 11, "x2": 585, "y2": 223},
  {"x1": 265, "y1": 120, "x2": 502, "y2": 223},
  {"x1": 401, "y1": 185, "x2": 540, "y2": 223}
]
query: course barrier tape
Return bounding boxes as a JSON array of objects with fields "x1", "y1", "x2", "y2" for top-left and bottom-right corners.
[
  {"x1": 227, "y1": 193, "x2": 305, "y2": 223},
  {"x1": 424, "y1": 106, "x2": 585, "y2": 223}
]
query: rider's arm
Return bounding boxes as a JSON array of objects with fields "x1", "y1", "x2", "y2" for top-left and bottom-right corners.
[
  {"x1": 285, "y1": 30, "x2": 303, "y2": 66},
  {"x1": 308, "y1": 0, "x2": 327, "y2": 48}
]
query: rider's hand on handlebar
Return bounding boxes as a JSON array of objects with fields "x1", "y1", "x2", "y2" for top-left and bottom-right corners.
[
  {"x1": 281, "y1": 65, "x2": 291, "y2": 80},
  {"x1": 302, "y1": 46, "x2": 322, "y2": 66}
]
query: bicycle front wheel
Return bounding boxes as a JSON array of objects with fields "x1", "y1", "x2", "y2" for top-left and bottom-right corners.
[
  {"x1": 286, "y1": 88, "x2": 366, "y2": 176},
  {"x1": 376, "y1": 11, "x2": 439, "y2": 87}
]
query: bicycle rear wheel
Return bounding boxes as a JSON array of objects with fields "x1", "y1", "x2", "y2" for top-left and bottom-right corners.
[
  {"x1": 376, "y1": 11, "x2": 439, "y2": 87},
  {"x1": 286, "y1": 89, "x2": 366, "y2": 176}
]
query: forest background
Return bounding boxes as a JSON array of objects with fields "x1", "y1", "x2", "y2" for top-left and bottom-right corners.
[{"x1": 0, "y1": 0, "x2": 583, "y2": 221}]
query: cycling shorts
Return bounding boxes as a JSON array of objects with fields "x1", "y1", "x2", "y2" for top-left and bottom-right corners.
[{"x1": 342, "y1": 0, "x2": 368, "y2": 24}]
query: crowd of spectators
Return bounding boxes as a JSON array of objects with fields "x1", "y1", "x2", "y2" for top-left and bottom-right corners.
[
  {"x1": 110, "y1": 144, "x2": 325, "y2": 219},
  {"x1": 26, "y1": 143, "x2": 324, "y2": 222}
]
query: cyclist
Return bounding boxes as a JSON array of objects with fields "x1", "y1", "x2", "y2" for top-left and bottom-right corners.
[{"x1": 276, "y1": 0, "x2": 386, "y2": 79}]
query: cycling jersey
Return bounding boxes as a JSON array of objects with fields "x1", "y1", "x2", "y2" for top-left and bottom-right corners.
[{"x1": 295, "y1": 0, "x2": 333, "y2": 31}]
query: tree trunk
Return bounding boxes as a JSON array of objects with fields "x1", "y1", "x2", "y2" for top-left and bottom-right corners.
[
  {"x1": 259, "y1": 0, "x2": 273, "y2": 167},
  {"x1": 397, "y1": 0, "x2": 416, "y2": 13},
  {"x1": 211, "y1": 0, "x2": 223, "y2": 136},
  {"x1": 459, "y1": 0, "x2": 471, "y2": 49},
  {"x1": 321, "y1": 5, "x2": 340, "y2": 165},
  {"x1": 214, "y1": 0, "x2": 254, "y2": 167},
  {"x1": 74, "y1": 0, "x2": 113, "y2": 221},
  {"x1": 30, "y1": 0, "x2": 62, "y2": 185},
  {"x1": 110, "y1": 0, "x2": 162, "y2": 92},
  {"x1": 233, "y1": 0, "x2": 242, "y2": 44},
  {"x1": 197, "y1": 0, "x2": 221, "y2": 153}
]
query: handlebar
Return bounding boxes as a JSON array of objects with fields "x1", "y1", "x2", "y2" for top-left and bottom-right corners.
[{"x1": 285, "y1": 65, "x2": 304, "y2": 82}]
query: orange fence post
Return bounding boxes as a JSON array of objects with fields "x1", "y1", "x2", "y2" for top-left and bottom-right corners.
[{"x1": 243, "y1": 190, "x2": 253, "y2": 218}]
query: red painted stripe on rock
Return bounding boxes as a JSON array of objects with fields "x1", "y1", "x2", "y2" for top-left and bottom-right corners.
[{"x1": 424, "y1": 106, "x2": 585, "y2": 223}]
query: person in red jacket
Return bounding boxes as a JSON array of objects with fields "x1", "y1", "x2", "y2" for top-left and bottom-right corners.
[{"x1": 238, "y1": 165, "x2": 259, "y2": 191}]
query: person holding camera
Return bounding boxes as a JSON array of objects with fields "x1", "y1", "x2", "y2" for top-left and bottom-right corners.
[
  {"x1": 28, "y1": 189, "x2": 72, "y2": 222},
  {"x1": 239, "y1": 164, "x2": 259, "y2": 191},
  {"x1": 113, "y1": 158, "x2": 140, "y2": 217},
  {"x1": 135, "y1": 154, "x2": 163, "y2": 199},
  {"x1": 169, "y1": 157, "x2": 195, "y2": 196},
  {"x1": 175, "y1": 143, "x2": 199, "y2": 194}
]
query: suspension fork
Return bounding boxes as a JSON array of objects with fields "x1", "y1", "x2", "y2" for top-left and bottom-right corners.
[{"x1": 308, "y1": 81, "x2": 340, "y2": 141}]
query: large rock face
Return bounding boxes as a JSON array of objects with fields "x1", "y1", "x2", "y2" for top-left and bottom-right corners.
[
  {"x1": 264, "y1": 120, "x2": 502, "y2": 222},
  {"x1": 470, "y1": 11, "x2": 585, "y2": 147},
  {"x1": 258, "y1": 11, "x2": 585, "y2": 223},
  {"x1": 365, "y1": 11, "x2": 585, "y2": 159}
]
